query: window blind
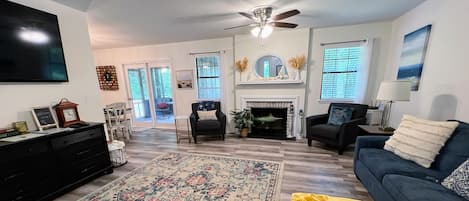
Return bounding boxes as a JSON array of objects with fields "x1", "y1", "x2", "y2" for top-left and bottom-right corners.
[
  {"x1": 320, "y1": 46, "x2": 362, "y2": 100},
  {"x1": 196, "y1": 56, "x2": 221, "y2": 100}
]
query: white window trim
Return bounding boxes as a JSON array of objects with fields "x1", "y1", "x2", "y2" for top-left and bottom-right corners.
[
  {"x1": 193, "y1": 53, "x2": 223, "y2": 101},
  {"x1": 318, "y1": 41, "x2": 366, "y2": 102}
]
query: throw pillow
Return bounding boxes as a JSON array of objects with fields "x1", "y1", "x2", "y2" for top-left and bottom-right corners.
[
  {"x1": 327, "y1": 106, "x2": 354, "y2": 126},
  {"x1": 384, "y1": 115, "x2": 459, "y2": 168},
  {"x1": 198, "y1": 101, "x2": 216, "y2": 111},
  {"x1": 442, "y1": 159, "x2": 469, "y2": 200},
  {"x1": 197, "y1": 110, "x2": 217, "y2": 120}
]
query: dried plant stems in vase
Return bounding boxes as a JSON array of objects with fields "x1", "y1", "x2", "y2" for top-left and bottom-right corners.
[
  {"x1": 288, "y1": 55, "x2": 305, "y2": 80},
  {"x1": 235, "y1": 57, "x2": 248, "y2": 82}
]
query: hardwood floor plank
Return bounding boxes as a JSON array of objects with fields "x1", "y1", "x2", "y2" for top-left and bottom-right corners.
[{"x1": 55, "y1": 129, "x2": 372, "y2": 201}]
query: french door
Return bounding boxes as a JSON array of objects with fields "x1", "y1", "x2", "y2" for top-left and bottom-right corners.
[{"x1": 124, "y1": 62, "x2": 174, "y2": 128}]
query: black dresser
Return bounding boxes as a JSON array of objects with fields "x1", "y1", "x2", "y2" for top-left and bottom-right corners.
[{"x1": 0, "y1": 123, "x2": 113, "y2": 201}]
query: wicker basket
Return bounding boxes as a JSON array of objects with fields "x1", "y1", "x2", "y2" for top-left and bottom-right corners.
[{"x1": 108, "y1": 140, "x2": 127, "y2": 167}]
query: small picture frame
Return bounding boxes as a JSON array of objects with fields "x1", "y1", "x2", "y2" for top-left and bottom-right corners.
[
  {"x1": 176, "y1": 70, "x2": 194, "y2": 89},
  {"x1": 31, "y1": 106, "x2": 59, "y2": 131},
  {"x1": 13, "y1": 121, "x2": 29, "y2": 134}
]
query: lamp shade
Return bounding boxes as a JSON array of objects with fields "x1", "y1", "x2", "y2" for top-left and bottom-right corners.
[{"x1": 376, "y1": 81, "x2": 411, "y2": 101}]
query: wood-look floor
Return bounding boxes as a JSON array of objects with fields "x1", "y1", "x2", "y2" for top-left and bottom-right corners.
[{"x1": 55, "y1": 129, "x2": 373, "y2": 201}]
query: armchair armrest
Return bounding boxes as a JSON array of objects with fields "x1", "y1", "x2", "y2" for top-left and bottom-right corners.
[
  {"x1": 354, "y1": 136, "x2": 390, "y2": 161},
  {"x1": 189, "y1": 113, "x2": 197, "y2": 135},
  {"x1": 306, "y1": 114, "x2": 329, "y2": 127},
  {"x1": 216, "y1": 111, "x2": 226, "y2": 122}
]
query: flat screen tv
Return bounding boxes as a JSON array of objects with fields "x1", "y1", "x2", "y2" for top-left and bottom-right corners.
[{"x1": 0, "y1": 1, "x2": 68, "y2": 82}]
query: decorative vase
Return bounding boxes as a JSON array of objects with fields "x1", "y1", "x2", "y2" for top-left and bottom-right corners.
[
  {"x1": 240, "y1": 128, "x2": 249, "y2": 138},
  {"x1": 294, "y1": 69, "x2": 300, "y2": 80}
]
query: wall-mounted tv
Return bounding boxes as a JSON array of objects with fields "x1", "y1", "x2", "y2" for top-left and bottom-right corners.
[{"x1": 0, "y1": 1, "x2": 68, "y2": 82}]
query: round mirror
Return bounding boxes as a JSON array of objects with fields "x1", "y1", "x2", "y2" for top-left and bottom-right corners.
[{"x1": 254, "y1": 55, "x2": 286, "y2": 78}]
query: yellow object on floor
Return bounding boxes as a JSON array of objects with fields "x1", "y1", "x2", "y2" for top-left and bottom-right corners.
[{"x1": 291, "y1": 193, "x2": 360, "y2": 201}]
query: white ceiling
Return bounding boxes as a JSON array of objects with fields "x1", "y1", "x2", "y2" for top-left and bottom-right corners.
[{"x1": 53, "y1": 0, "x2": 426, "y2": 49}]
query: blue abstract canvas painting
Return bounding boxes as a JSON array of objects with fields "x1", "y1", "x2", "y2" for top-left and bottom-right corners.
[{"x1": 397, "y1": 25, "x2": 432, "y2": 91}]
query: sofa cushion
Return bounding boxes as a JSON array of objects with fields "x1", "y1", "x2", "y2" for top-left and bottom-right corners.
[
  {"x1": 384, "y1": 115, "x2": 459, "y2": 168},
  {"x1": 309, "y1": 124, "x2": 340, "y2": 140},
  {"x1": 432, "y1": 121, "x2": 469, "y2": 176},
  {"x1": 196, "y1": 120, "x2": 221, "y2": 131},
  {"x1": 383, "y1": 174, "x2": 466, "y2": 201},
  {"x1": 359, "y1": 148, "x2": 444, "y2": 181}
]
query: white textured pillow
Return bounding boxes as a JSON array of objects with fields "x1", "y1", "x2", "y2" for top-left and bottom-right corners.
[
  {"x1": 384, "y1": 115, "x2": 459, "y2": 168},
  {"x1": 197, "y1": 110, "x2": 217, "y2": 120}
]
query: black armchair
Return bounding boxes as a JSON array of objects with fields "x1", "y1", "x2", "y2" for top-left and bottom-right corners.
[
  {"x1": 189, "y1": 102, "x2": 226, "y2": 143},
  {"x1": 306, "y1": 103, "x2": 368, "y2": 154}
]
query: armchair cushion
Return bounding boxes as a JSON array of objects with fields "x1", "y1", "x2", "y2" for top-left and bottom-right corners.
[
  {"x1": 310, "y1": 124, "x2": 340, "y2": 140},
  {"x1": 327, "y1": 106, "x2": 354, "y2": 126},
  {"x1": 196, "y1": 120, "x2": 221, "y2": 131}
]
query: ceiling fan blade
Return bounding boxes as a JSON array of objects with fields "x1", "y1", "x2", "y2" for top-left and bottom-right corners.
[
  {"x1": 272, "y1": 9, "x2": 300, "y2": 21},
  {"x1": 238, "y1": 12, "x2": 255, "y2": 20},
  {"x1": 224, "y1": 23, "x2": 257, "y2": 30},
  {"x1": 270, "y1": 22, "x2": 298, "y2": 28}
]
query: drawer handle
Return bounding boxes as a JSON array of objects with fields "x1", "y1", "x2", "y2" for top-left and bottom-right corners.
[
  {"x1": 81, "y1": 165, "x2": 96, "y2": 174},
  {"x1": 4, "y1": 172, "x2": 25, "y2": 182},
  {"x1": 76, "y1": 149, "x2": 91, "y2": 157}
]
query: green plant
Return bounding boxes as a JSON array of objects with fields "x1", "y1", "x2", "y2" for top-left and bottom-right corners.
[{"x1": 230, "y1": 109, "x2": 253, "y2": 130}]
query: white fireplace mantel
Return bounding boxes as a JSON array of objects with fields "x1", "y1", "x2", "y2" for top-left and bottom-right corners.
[{"x1": 240, "y1": 95, "x2": 301, "y2": 139}]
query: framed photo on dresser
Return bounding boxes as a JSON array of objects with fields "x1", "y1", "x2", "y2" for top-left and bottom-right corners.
[{"x1": 31, "y1": 106, "x2": 59, "y2": 131}]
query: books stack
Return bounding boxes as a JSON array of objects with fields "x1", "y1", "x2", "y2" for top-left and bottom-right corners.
[{"x1": 0, "y1": 128, "x2": 20, "y2": 139}]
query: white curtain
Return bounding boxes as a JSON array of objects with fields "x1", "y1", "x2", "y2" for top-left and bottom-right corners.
[{"x1": 355, "y1": 38, "x2": 374, "y2": 104}]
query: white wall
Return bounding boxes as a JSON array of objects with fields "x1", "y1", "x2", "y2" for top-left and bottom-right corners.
[
  {"x1": 306, "y1": 22, "x2": 393, "y2": 115},
  {"x1": 234, "y1": 28, "x2": 310, "y2": 112},
  {"x1": 93, "y1": 38, "x2": 235, "y2": 130},
  {"x1": 0, "y1": 0, "x2": 104, "y2": 130},
  {"x1": 384, "y1": 0, "x2": 469, "y2": 127}
]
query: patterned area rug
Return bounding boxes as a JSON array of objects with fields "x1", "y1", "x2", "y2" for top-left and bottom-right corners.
[{"x1": 80, "y1": 153, "x2": 283, "y2": 201}]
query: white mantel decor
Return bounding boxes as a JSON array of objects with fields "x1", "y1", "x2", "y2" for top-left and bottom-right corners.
[{"x1": 240, "y1": 95, "x2": 301, "y2": 139}]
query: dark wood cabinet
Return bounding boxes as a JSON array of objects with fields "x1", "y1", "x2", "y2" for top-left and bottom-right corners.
[{"x1": 0, "y1": 123, "x2": 112, "y2": 201}]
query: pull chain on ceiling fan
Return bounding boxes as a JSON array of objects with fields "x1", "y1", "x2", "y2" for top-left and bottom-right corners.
[{"x1": 225, "y1": 6, "x2": 300, "y2": 38}]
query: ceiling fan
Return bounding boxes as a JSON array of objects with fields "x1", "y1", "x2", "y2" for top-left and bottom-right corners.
[{"x1": 225, "y1": 6, "x2": 300, "y2": 38}]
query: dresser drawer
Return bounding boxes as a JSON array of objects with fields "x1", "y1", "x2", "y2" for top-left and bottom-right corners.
[
  {"x1": 57, "y1": 139, "x2": 106, "y2": 165},
  {"x1": 62, "y1": 153, "x2": 110, "y2": 185},
  {"x1": 0, "y1": 141, "x2": 49, "y2": 162},
  {"x1": 51, "y1": 127, "x2": 102, "y2": 149}
]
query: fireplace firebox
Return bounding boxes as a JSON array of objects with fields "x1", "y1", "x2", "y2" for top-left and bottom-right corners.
[{"x1": 250, "y1": 107, "x2": 288, "y2": 139}]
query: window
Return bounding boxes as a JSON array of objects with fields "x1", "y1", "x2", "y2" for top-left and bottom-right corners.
[
  {"x1": 196, "y1": 55, "x2": 221, "y2": 100},
  {"x1": 320, "y1": 46, "x2": 362, "y2": 100}
]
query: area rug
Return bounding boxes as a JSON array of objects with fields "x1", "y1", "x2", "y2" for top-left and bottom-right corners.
[{"x1": 79, "y1": 152, "x2": 283, "y2": 201}]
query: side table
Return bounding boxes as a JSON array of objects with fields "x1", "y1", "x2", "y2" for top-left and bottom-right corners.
[
  {"x1": 175, "y1": 115, "x2": 191, "y2": 143},
  {"x1": 358, "y1": 125, "x2": 394, "y2": 136}
]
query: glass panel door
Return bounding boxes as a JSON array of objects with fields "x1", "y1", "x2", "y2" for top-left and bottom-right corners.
[
  {"x1": 150, "y1": 66, "x2": 174, "y2": 124},
  {"x1": 126, "y1": 66, "x2": 153, "y2": 125}
]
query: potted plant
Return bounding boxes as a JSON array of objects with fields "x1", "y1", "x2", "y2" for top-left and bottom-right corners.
[{"x1": 231, "y1": 109, "x2": 253, "y2": 138}]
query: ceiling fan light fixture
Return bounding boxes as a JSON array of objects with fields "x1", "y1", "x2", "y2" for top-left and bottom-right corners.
[
  {"x1": 250, "y1": 26, "x2": 261, "y2": 37},
  {"x1": 261, "y1": 25, "x2": 273, "y2": 38},
  {"x1": 250, "y1": 25, "x2": 273, "y2": 38}
]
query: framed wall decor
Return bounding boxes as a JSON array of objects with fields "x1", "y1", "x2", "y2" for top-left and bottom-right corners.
[
  {"x1": 176, "y1": 69, "x2": 193, "y2": 89},
  {"x1": 397, "y1": 24, "x2": 432, "y2": 91},
  {"x1": 31, "y1": 106, "x2": 59, "y2": 131},
  {"x1": 96, "y1": 65, "x2": 119, "y2": 90}
]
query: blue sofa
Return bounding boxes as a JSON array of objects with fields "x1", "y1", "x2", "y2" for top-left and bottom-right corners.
[{"x1": 354, "y1": 121, "x2": 469, "y2": 201}]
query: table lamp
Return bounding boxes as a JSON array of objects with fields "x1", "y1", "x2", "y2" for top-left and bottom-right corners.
[{"x1": 376, "y1": 81, "x2": 411, "y2": 131}]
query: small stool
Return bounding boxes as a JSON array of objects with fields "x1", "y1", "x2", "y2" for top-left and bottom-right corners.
[{"x1": 175, "y1": 115, "x2": 191, "y2": 143}]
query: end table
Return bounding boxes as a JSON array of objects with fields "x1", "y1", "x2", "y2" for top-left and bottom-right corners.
[
  {"x1": 175, "y1": 115, "x2": 191, "y2": 143},
  {"x1": 358, "y1": 125, "x2": 394, "y2": 136}
]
